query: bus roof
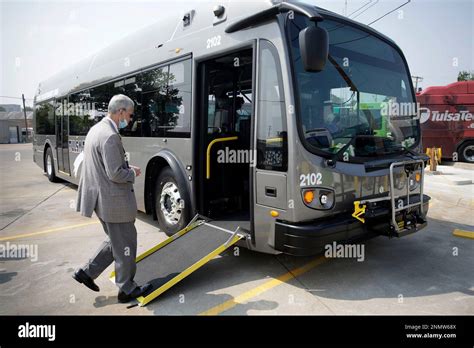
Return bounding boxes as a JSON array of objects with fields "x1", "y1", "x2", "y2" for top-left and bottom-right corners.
[
  {"x1": 35, "y1": 0, "x2": 281, "y2": 101},
  {"x1": 35, "y1": 0, "x2": 398, "y2": 103}
]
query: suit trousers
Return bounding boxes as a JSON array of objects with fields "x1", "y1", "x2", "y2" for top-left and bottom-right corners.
[{"x1": 82, "y1": 218, "x2": 138, "y2": 294}]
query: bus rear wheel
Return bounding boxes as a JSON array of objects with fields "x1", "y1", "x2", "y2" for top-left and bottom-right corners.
[
  {"x1": 154, "y1": 167, "x2": 189, "y2": 236},
  {"x1": 45, "y1": 147, "x2": 58, "y2": 182},
  {"x1": 459, "y1": 141, "x2": 474, "y2": 163}
]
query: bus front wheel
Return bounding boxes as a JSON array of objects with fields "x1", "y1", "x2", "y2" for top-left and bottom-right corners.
[
  {"x1": 459, "y1": 141, "x2": 474, "y2": 163},
  {"x1": 154, "y1": 167, "x2": 189, "y2": 236},
  {"x1": 45, "y1": 147, "x2": 58, "y2": 182}
]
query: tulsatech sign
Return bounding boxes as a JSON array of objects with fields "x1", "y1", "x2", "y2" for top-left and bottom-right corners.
[{"x1": 419, "y1": 108, "x2": 474, "y2": 124}]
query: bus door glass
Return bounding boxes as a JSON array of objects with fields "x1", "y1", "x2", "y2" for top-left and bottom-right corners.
[
  {"x1": 55, "y1": 97, "x2": 71, "y2": 174},
  {"x1": 255, "y1": 40, "x2": 288, "y2": 211}
]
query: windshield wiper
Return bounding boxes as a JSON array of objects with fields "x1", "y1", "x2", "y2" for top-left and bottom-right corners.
[
  {"x1": 327, "y1": 135, "x2": 358, "y2": 165},
  {"x1": 389, "y1": 144, "x2": 427, "y2": 160},
  {"x1": 327, "y1": 133, "x2": 398, "y2": 165},
  {"x1": 328, "y1": 56, "x2": 359, "y2": 93}
]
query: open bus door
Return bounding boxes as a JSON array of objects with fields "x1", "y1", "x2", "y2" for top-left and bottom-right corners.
[
  {"x1": 110, "y1": 46, "x2": 257, "y2": 306},
  {"x1": 195, "y1": 46, "x2": 255, "y2": 231}
]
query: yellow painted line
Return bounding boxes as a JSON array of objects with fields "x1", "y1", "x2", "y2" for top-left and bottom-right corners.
[
  {"x1": 453, "y1": 229, "x2": 474, "y2": 240},
  {"x1": 0, "y1": 221, "x2": 100, "y2": 241},
  {"x1": 199, "y1": 255, "x2": 327, "y2": 316}
]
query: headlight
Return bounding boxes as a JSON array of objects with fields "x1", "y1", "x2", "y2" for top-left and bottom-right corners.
[
  {"x1": 409, "y1": 172, "x2": 421, "y2": 191},
  {"x1": 363, "y1": 177, "x2": 375, "y2": 191},
  {"x1": 394, "y1": 172, "x2": 406, "y2": 190},
  {"x1": 301, "y1": 188, "x2": 335, "y2": 210}
]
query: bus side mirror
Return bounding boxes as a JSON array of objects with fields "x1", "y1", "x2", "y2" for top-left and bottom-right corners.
[{"x1": 299, "y1": 24, "x2": 329, "y2": 72}]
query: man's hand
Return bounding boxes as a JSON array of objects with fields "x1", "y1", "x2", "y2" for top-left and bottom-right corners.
[{"x1": 130, "y1": 165, "x2": 141, "y2": 177}]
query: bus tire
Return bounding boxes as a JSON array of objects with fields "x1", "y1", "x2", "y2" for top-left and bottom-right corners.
[
  {"x1": 154, "y1": 166, "x2": 190, "y2": 236},
  {"x1": 45, "y1": 147, "x2": 59, "y2": 182},
  {"x1": 458, "y1": 141, "x2": 474, "y2": 163}
]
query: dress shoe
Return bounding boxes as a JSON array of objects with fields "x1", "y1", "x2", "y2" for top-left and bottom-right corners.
[
  {"x1": 118, "y1": 283, "x2": 152, "y2": 303},
  {"x1": 72, "y1": 269, "x2": 100, "y2": 292}
]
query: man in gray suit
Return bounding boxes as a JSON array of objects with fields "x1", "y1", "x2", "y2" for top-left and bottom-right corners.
[{"x1": 73, "y1": 94, "x2": 151, "y2": 303}]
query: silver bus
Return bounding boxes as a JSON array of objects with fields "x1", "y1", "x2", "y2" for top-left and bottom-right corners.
[{"x1": 33, "y1": 0, "x2": 430, "y2": 256}]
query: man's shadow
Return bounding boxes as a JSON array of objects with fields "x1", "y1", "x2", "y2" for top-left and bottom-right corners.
[{"x1": 93, "y1": 295, "x2": 120, "y2": 308}]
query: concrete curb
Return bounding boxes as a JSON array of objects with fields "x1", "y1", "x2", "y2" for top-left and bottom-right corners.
[
  {"x1": 442, "y1": 161, "x2": 474, "y2": 170},
  {"x1": 427, "y1": 194, "x2": 474, "y2": 209},
  {"x1": 445, "y1": 177, "x2": 473, "y2": 185}
]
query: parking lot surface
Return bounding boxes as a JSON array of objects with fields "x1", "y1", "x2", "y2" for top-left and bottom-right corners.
[{"x1": 1, "y1": 144, "x2": 473, "y2": 315}]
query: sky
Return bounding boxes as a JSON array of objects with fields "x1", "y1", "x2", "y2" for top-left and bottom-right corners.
[{"x1": 1, "y1": 0, "x2": 473, "y2": 108}]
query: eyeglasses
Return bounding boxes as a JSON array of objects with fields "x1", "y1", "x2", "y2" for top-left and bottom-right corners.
[{"x1": 119, "y1": 108, "x2": 134, "y2": 118}]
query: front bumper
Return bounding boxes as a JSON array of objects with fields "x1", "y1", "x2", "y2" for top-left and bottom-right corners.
[{"x1": 274, "y1": 194, "x2": 430, "y2": 256}]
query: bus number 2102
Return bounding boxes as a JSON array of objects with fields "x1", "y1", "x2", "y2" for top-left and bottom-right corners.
[
  {"x1": 206, "y1": 35, "x2": 221, "y2": 49},
  {"x1": 300, "y1": 173, "x2": 322, "y2": 187}
]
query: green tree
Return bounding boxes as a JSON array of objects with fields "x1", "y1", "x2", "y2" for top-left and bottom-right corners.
[{"x1": 457, "y1": 70, "x2": 474, "y2": 81}]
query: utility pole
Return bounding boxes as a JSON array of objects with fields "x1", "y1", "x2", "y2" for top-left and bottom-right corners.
[
  {"x1": 412, "y1": 75, "x2": 424, "y2": 92},
  {"x1": 22, "y1": 93, "x2": 28, "y2": 143}
]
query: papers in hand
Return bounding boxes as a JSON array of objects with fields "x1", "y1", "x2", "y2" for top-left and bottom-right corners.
[{"x1": 73, "y1": 151, "x2": 84, "y2": 178}]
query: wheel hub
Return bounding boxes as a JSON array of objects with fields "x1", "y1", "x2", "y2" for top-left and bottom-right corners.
[
  {"x1": 46, "y1": 155, "x2": 52, "y2": 175},
  {"x1": 159, "y1": 182, "x2": 184, "y2": 225},
  {"x1": 463, "y1": 145, "x2": 474, "y2": 162}
]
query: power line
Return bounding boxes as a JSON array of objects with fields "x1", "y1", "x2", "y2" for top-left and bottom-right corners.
[
  {"x1": 351, "y1": 0, "x2": 380, "y2": 20},
  {"x1": 368, "y1": 0, "x2": 410, "y2": 25},
  {"x1": 0, "y1": 95, "x2": 34, "y2": 101},
  {"x1": 347, "y1": 0, "x2": 373, "y2": 18}
]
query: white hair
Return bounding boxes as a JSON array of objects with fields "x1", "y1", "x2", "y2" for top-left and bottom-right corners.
[{"x1": 108, "y1": 94, "x2": 134, "y2": 114}]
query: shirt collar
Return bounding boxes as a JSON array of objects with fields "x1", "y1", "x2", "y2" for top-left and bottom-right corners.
[{"x1": 105, "y1": 116, "x2": 119, "y2": 134}]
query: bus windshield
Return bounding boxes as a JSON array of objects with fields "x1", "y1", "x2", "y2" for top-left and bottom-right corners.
[{"x1": 287, "y1": 14, "x2": 420, "y2": 161}]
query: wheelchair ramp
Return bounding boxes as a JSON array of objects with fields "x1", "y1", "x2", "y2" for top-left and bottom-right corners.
[{"x1": 109, "y1": 216, "x2": 246, "y2": 306}]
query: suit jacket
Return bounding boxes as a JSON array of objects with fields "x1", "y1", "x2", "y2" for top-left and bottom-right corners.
[{"x1": 76, "y1": 117, "x2": 137, "y2": 223}]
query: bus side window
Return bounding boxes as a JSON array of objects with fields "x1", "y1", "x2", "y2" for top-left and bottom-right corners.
[
  {"x1": 139, "y1": 58, "x2": 192, "y2": 138},
  {"x1": 69, "y1": 90, "x2": 96, "y2": 136},
  {"x1": 35, "y1": 101, "x2": 55, "y2": 135},
  {"x1": 89, "y1": 81, "x2": 125, "y2": 132},
  {"x1": 165, "y1": 59, "x2": 192, "y2": 137},
  {"x1": 139, "y1": 66, "x2": 169, "y2": 137},
  {"x1": 122, "y1": 76, "x2": 142, "y2": 137},
  {"x1": 257, "y1": 40, "x2": 288, "y2": 171}
]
